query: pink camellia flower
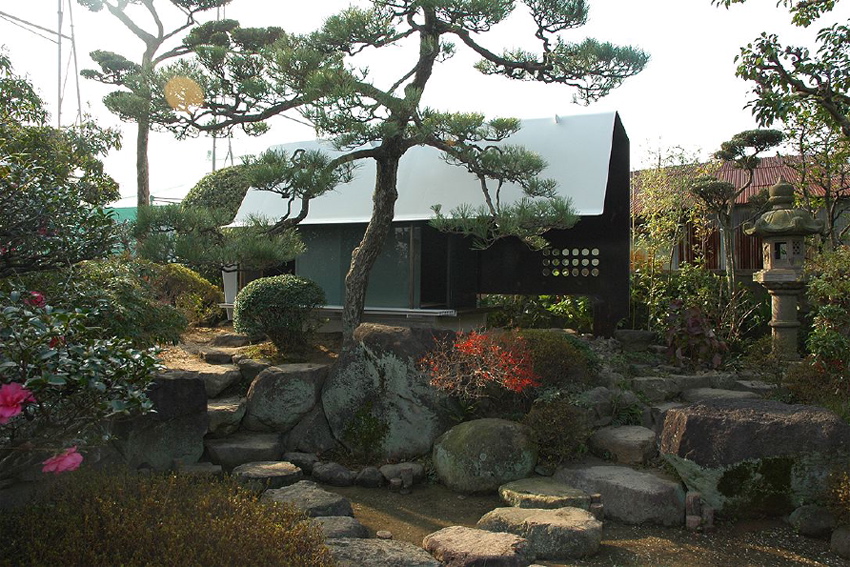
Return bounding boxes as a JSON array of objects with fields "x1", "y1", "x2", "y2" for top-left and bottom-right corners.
[
  {"x1": 42, "y1": 446, "x2": 83, "y2": 474},
  {"x1": 23, "y1": 291, "x2": 46, "y2": 308},
  {"x1": 0, "y1": 382, "x2": 36, "y2": 425}
]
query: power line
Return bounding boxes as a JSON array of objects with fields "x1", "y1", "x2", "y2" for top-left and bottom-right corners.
[{"x1": 0, "y1": 10, "x2": 70, "y2": 41}]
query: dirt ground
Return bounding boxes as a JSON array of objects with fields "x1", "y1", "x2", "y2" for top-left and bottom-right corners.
[{"x1": 164, "y1": 326, "x2": 849, "y2": 567}]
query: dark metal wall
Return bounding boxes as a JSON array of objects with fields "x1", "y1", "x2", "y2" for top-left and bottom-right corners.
[{"x1": 474, "y1": 113, "x2": 631, "y2": 336}]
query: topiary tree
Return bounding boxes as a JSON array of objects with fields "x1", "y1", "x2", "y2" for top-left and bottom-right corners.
[
  {"x1": 233, "y1": 275, "x2": 326, "y2": 353},
  {"x1": 181, "y1": 165, "x2": 252, "y2": 224}
]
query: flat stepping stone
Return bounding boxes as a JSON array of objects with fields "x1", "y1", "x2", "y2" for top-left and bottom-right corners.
[
  {"x1": 312, "y1": 516, "x2": 369, "y2": 539},
  {"x1": 734, "y1": 379, "x2": 777, "y2": 395},
  {"x1": 628, "y1": 377, "x2": 679, "y2": 402},
  {"x1": 200, "y1": 348, "x2": 235, "y2": 364},
  {"x1": 261, "y1": 480, "x2": 353, "y2": 517},
  {"x1": 477, "y1": 507, "x2": 602, "y2": 560},
  {"x1": 588, "y1": 425, "x2": 657, "y2": 465},
  {"x1": 186, "y1": 365, "x2": 242, "y2": 398},
  {"x1": 209, "y1": 333, "x2": 251, "y2": 347},
  {"x1": 327, "y1": 537, "x2": 441, "y2": 567},
  {"x1": 204, "y1": 431, "x2": 282, "y2": 470},
  {"x1": 554, "y1": 464, "x2": 685, "y2": 526},
  {"x1": 681, "y1": 388, "x2": 760, "y2": 403},
  {"x1": 423, "y1": 526, "x2": 533, "y2": 567},
  {"x1": 499, "y1": 477, "x2": 590, "y2": 510},
  {"x1": 232, "y1": 461, "x2": 303, "y2": 490},
  {"x1": 670, "y1": 374, "x2": 712, "y2": 391},
  {"x1": 207, "y1": 396, "x2": 245, "y2": 437}
]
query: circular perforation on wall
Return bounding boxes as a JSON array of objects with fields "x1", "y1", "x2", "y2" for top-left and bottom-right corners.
[{"x1": 541, "y1": 247, "x2": 601, "y2": 278}]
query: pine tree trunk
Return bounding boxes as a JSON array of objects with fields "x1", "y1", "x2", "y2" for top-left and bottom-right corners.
[
  {"x1": 341, "y1": 154, "x2": 400, "y2": 349},
  {"x1": 137, "y1": 117, "x2": 150, "y2": 209}
]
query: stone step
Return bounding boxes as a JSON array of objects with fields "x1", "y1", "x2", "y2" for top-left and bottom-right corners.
[
  {"x1": 173, "y1": 365, "x2": 241, "y2": 398},
  {"x1": 681, "y1": 388, "x2": 760, "y2": 403},
  {"x1": 199, "y1": 348, "x2": 237, "y2": 365},
  {"x1": 232, "y1": 460, "x2": 304, "y2": 490},
  {"x1": 204, "y1": 431, "x2": 283, "y2": 470},
  {"x1": 327, "y1": 538, "x2": 441, "y2": 567},
  {"x1": 207, "y1": 396, "x2": 245, "y2": 437},
  {"x1": 423, "y1": 526, "x2": 534, "y2": 567},
  {"x1": 498, "y1": 477, "x2": 591, "y2": 510},
  {"x1": 477, "y1": 507, "x2": 602, "y2": 560},
  {"x1": 554, "y1": 464, "x2": 685, "y2": 526},
  {"x1": 587, "y1": 425, "x2": 658, "y2": 465},
  {"x1": 262, "y1": 480, "x2": 353, "y2": 517}
]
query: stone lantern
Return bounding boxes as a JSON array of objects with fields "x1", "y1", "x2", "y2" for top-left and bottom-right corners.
[{"x1": 743, "y1": 178, "x2": 824, "y2": 359}]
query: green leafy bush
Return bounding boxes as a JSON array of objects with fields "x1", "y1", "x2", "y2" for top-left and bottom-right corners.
[
  {"x1": 0, "y1": 468, "x2": 334, "y2": 567},
  {"x1": 481, "y1": 294, "x2": 593, "y2": 332},
  {"x1": 149, "y1": 263, "x2": 224, "y2": 326},
  {"x1": 806, "y1": 246, "x2": 850, "y2": 373},
  {"x1": 342, "y1": 400, "x2": 389, "y2": 462},
  {"x1": 522, "y1": 398, "x2": 591, "y2": 466},
  {"x1": 511, "y1": 329, "x2": 601, "y2": 392},
  {"x1": 0, "y1": 291, "x2": 159, "y2": 480},
  {"x1": 233, "y1": 275, "x2": 325, "y2": 353}
]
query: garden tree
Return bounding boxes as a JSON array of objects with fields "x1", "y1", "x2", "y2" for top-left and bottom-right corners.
[
  {"x1": 78, "y1": 0, "x2": 232, "y2": 208},
  {"x1": 0, "y1": 51, "x2": 120, "y2": 279},
  {"x1": 159, "y1": 0, "x2": 648, "y2": 344},
  {"x1": 132, "y1": 204, "x2": 306, "y2": 277},
  {"x1": 690, "y1": 129, "x2": 783, "y2": 296},
  {"x1": 630, "y1": 148, "x2": 714, "y2": 330},
  {"x1": 713, "y1": 0, "x2": 850, "y2": 138},
  {"x1": 783, "y1": 103, "x2": 850, "y2": 249}
]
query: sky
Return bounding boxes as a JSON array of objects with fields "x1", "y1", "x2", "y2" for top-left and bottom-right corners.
[{"x1": 1, "y1": 0, "x2": 847, "y2": 207}]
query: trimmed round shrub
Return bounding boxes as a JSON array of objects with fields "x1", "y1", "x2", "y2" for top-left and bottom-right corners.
[
  {"x1": 0, "y1": 469, "x2": 334, "y2": 567},
  {"x1": 522, "y1": 398, "x2": 591, "y2": 466},
  {"x1": 181, "y1": 165, "x2": 251, "y2": 224},
  {"x1": 233, "y1": 275, "x2": 325, "y2": 353}
]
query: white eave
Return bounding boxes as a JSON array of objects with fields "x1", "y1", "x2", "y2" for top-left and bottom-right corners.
[{"x1": 232, "y1": 111, "x2": 617, "y2": 226}]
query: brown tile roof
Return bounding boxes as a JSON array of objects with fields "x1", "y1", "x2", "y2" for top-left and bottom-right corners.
[{"x1": 630, "y1": 155, "x2": 847, "y2": 216}]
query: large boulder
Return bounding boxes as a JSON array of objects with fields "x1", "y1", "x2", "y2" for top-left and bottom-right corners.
[
  {"x1": 321, "y1": 324, "x2": 455, "y2": 460},
  {"x1": 554, "y1": 464, "x2": 685, "y2": 526},
  {"x1": 242, "y1": 364, "x2": 328, "y2": 432},
  {"x1": 432, "y1": 418, "x2": 538, "y2": 494},
  {"x1": 660, "y1": 399, "x2": 850, "y2": 517},
  {"x1": 112, "y1": 372, "x2": 209, "y2": 470},
  {"x1": 282, "y1": 404, "x2": 340, "y2": 454}
]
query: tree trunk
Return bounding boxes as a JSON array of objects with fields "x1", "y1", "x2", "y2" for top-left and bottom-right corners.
[
  {"x1": 722, "y1": 208, "x2": 736, "y2": 299},
  {"x1": 136, "y1": 117, "x2": 150, "y2": 208},
  {"x1": 341, "y1": 154, "x2": 400, "y2": 349}
]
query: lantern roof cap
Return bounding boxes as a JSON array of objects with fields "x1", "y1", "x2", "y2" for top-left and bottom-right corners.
[{"x1": 744, "y1": 178, "x2": 824, "y2": 237}]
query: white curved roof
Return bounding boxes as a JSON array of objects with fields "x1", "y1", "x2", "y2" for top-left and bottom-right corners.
[{"x1": 233, "y1": 111, "x2": 618, "y2": 225}]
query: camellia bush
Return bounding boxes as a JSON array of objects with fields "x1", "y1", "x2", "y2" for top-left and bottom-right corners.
[{"x1": 0, "y1": 291, "x2": 160, "y2": 481}]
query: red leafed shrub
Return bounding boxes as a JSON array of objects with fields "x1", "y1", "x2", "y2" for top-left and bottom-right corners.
[{"x1": 419, "y1": 331, "x2": 540, "y2": 402}]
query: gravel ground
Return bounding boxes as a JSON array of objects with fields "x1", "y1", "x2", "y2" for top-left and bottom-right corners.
[{"x1": 332, "y1": 484, "x2": 850, "y2": 567}]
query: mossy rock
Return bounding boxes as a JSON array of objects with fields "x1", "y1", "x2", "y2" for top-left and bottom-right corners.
[{"x1": 432, "y1": 418, "x2": 538, "y2": 494}]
